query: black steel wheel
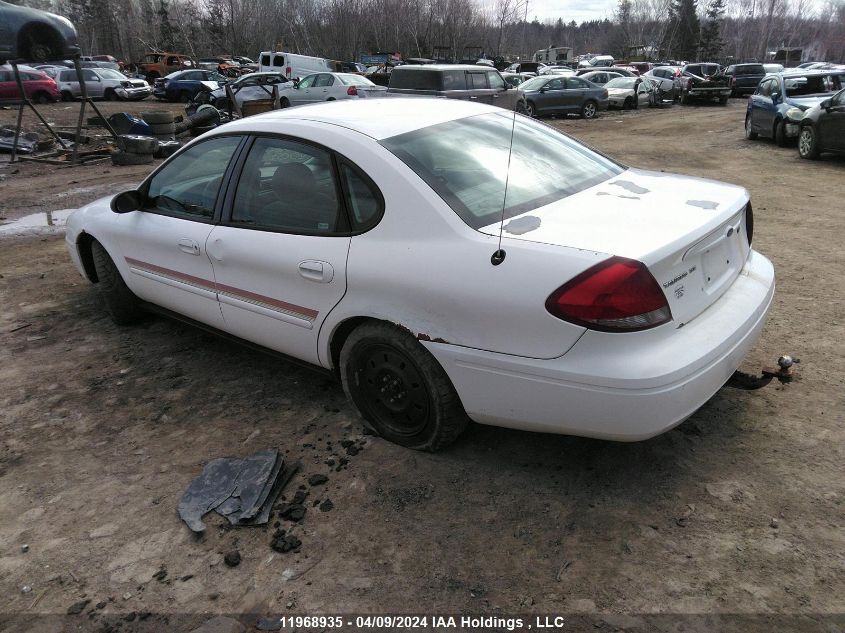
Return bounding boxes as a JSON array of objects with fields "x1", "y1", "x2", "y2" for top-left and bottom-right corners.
[{"x1": 340, "y1": 322, "x2": 469, "y2": 451}]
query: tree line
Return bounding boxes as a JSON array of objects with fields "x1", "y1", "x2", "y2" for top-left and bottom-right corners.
[{"x1": 6, "y1": 0, "x2": 845, "y2": 65}]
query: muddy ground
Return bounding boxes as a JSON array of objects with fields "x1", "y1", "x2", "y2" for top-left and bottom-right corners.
[{"x1": 0, "y1": 99, "x2": 843, "y2": 633}]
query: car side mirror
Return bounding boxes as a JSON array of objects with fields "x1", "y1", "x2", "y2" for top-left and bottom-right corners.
[
  {"x1": 771, "y1": 91, "x2": 780, "y2": 102},
  {"x1": 539, "y1": 86, "x2": 547, "y2": 93},
  {"x1": 111, "y1": 190, "x2": 144, "y2": 214},
  {"x1": 820, "y1": 98, "x2": 832, "y2": 109}
]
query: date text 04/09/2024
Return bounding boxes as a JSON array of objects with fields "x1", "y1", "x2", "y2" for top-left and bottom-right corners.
[{"x1": 277, "y1": 615, "x2": 569, "y2": 629}]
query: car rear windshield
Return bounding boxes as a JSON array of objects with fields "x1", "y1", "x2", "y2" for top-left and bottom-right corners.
[
  {"x1": 735, "y1": 64, "x2": 765, "y2": 75},
  {"x1": 339, "y1": 74, "x2": 375, "y2": 86},
  {"x1": 784, "y1": 74, "x2": 843, "y2": 96},
  {"x1": 606, "y1": 77, "x2": 636, "y2": 88},
  {"x1": 381, "y1": 112, "x2": 624, "y2": 230}
]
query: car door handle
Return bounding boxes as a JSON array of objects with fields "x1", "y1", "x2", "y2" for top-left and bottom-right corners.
[
  {"x1": 178, "y1": 238, "x2": 200, "y2": 255},
  {"x1": 469, "y1": 95, "x2": 478, "y2": 99},
  {"x1": 299, "y1": 260, "x2": 334, "y2": 283}
]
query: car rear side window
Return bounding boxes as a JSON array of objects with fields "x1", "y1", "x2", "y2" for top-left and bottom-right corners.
[
  {"x1": 231, "y1": 137, "x2": 342, "y2": 234},
  {"x1": 390, "y1": 69, "x2": 442, "y2": 90},
  {"x1": 144, "y1": 136, "x2": 242, "y2": 220},
  {"x1": 381, "y1": 112, "x2": 624, "y2": 230},
  {"x1": 338, "y1": 162, "x2": 383, "y2": 231}
]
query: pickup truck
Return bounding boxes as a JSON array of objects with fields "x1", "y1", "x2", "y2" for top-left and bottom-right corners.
[
  {"x1": 679, "y1": 63, "x2": 731, "y2": 104},
  {"x1": 724, "y1": 63, "x2": 766, "y2": 96},
  {"x1": 134, "y1": 52, "x2": 193, "y2": 82}
]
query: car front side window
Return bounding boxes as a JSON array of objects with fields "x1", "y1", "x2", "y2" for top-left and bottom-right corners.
[
  {"x1": 144, "y1": 136, "x2": 242, "y2": 220},
  {"x1": 298, "y1": 75, "x2": 316, "y2": 89},
  {"x1": 230, "y1": 137, "x2": 342, "y2": 234}
]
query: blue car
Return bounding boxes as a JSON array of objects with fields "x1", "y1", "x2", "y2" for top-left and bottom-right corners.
[
  {"x1": 153, "y1": 69, "x2": 227, "y2": 102},
  {"x1": 745, "y1": 70, "x2": 844, "y2": 146}
]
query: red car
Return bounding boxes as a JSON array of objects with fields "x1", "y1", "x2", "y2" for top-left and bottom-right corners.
[{"x1": 0, "y1": 65, "x2": 60, "y2": 103}]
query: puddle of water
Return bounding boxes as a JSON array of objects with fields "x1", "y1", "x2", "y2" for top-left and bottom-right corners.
[{"x1": 0, "y1": 209, "x2": 75, "y2": 237}]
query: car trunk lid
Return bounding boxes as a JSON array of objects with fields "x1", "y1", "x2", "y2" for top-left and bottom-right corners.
[{"x1": 479, "y1": 168, "x2": 752, "y2": 328}]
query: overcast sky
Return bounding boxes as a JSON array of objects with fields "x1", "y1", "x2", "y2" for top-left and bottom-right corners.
[{"x1": 493, "y1": 0, "x2": 621, "y2": 24}]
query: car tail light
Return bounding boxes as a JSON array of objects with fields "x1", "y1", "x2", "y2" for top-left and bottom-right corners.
[
  {"x1": 602, "y1": 88, "x2": 608, "y2": 98},
  {"x1": 745, "y1": 202, "x2": 753, "y2": 246},
  {"x1": 347, "y1": 85, "x2": 358, "y2": 96},
  {"x1": 286, "y1": 66, "x2": 292, "y2": 78},
  {"x1": 545, "y1": 257, "x2": 672, "y2": 332}
]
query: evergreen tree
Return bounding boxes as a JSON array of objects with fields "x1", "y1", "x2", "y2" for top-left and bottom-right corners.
[
  {"x1": 669, "y1": 0, "x2": 699, "y2": 61},
  {"x1": 698, "y1": 0, "x2": 726, "y2": 61}
]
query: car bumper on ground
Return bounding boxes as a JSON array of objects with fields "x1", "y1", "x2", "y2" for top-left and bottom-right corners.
[
  {"x1": 117, "y1": 86, "x2": 151, "y2": 100},
  {"x1": 689, "y1": 88, "x2": 732, "y2": 98},
  {"x1": 425, "y1": 250, "x2": 775, "y2": 441}
]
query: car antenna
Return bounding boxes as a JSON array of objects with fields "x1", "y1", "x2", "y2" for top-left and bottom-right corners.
[{"x1": 491, "y1": 109, "x2": 518, "y2": 266}]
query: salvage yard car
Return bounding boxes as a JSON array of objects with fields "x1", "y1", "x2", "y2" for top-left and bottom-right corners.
[
  {"x1": 153, "y1": 69, "x2": 226, "y2": 102},
  {"x1": 0, "y1": 64, "x2": 59, "y2": 102},
  {"x1": 519, "y1": 74, "x2": 608, "y2": 118},
  {"x1": 0, "y1": 0, "x2": 80, "y2": 63},
  {"x1": 605, "y1": 76, "x2": 655, "y2": 109},
  {"x1": 65, "y1": 98, "x2": 774, "y2": 451},
  {"x1": 278, "y1": 72, "x2": 386, "y2": 107},
  {"x1": 387, "y1": 64, "x2": 526, "y2": 112},
  {"x1": 56, "y1": 67, "x2": 151, "y2": 101},
  {"x1": 680, "y1": 63, "x2": 731, "y2": 104},
  {"x1": 795, "y1": 87, "x2": 845, "y2": 159},
  {"x1": 745, "y1": 70, "x2": 845, "y2": 146}
]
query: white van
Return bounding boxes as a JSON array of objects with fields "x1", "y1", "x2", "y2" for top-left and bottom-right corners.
[{"x1": 258, "y1": 51, "x2": 336, "y2": 80}]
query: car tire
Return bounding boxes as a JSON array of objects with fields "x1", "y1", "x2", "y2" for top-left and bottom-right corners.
[
  {"x1": 61, "y1": 91, "x2": 73, "y2": 102},
  {"x1": 581, "y1": 100, "x2": 598, "y2": 119},
  {"x1": 33, "y1": 91, "x2": 52, "y2": 104},
  {"x1": 623, "y1": 96, "x2": 633, "y2": 110},
  {"x1": 774, "y1": 120, "x2": 789, "y2": 147},
  {"x1": 280, "y1": 97, "x2": 290, "y2": 108},
  {"x1": 340, "y1": 322, "x2": 469, "y2": 452},
  {"x1": 525, "y1": 101, "x2": 536, "y2": 117},
  {"x1": 90, "y1": 240, "x2": 144, "y2": 325},
  {"x1": 798, "y1": 124, "x2": 819, "y2": 159},
  {"x1": 142, "y1": 111, "x2": 174, "y2": 124},
  {"x1": 111, "y1": 150, "x2": 154, "y2": 166},
  {"x1": 745, "y1": 115, "x2": 758, "y2": 140},
  {"x1": 103, "y1": 88, "x2": 117, "y2": 101},
  {"x1": 719, "y1": 95, "x2": 729, "y2": 105},
  {"x1": 179, "y1": 91, "x2": 192, "y2": 103},
  {"x1": 117, "y1": 134, "x2": 158, "y2": 154}
]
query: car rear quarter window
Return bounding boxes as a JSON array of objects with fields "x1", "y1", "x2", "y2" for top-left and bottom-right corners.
[
  {"x1": 381, "y1": 112, "x2": 623, "y2": 230},
  {"x1": 231, "y1": 137, "x2": 342, "y2": 234},
  {"x1": 389, "y1": 69, "x2": 442, "y2": 90}
]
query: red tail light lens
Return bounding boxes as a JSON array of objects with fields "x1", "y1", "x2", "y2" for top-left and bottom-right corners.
[
  {"x1": 347, "y1": 85, "x2": 358, "y2": 96},
  {"x1": 546, "y1": 257, "x2": 672, "y2": 332},
  {"x1": 602, "y1": 88, "x2": 608, "y2": 98}
]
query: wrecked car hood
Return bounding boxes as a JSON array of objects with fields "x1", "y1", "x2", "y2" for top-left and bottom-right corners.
[{"x1": 479, "y1": 167, "x2": 748, "y2": 264}]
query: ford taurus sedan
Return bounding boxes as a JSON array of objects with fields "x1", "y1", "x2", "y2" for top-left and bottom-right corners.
[{"x1": 65, "y1": 99, "x2": 774, "y2": 451}]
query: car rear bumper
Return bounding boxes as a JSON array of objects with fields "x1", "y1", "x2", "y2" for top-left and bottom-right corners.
[{"x1": 425, "y1": 250, "x2": 775, "y2": 441}]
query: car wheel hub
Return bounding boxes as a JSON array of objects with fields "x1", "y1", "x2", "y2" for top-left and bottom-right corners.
[
  {"x1": 799, "y1": 130, "x2": 811, "y2": 154},
  {"x1": 356, "y1": 344, "x2": 429, "y2": 436}
]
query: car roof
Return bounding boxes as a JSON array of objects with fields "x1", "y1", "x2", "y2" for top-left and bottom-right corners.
[
  {"x1": 220, "y1": 97, "x2": 502, "y2": 140},
  {"x1": 393, "y1": 64, "x2": 496, "y2": 72}
]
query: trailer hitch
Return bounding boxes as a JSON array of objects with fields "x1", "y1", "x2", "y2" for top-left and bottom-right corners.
[{"x1": 726, "y1": 356, "x2": 799, "y2": 390}]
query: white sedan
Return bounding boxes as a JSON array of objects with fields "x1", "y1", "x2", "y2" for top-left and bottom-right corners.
[{"x1": 65, "y1": 99, "x2": 774, "y2": 451}]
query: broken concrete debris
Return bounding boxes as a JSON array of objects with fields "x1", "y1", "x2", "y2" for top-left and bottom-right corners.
[{"x1": 177, "y1": 448, "x2": 299, "y2": 533}]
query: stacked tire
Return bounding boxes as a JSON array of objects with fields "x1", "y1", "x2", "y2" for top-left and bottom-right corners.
[
  {"x1": 112, "y1": 134, "x2": 157, "y2": 166},
  {"x1": 142, "y1": 111, "x2": 176, "y2": 141}
]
